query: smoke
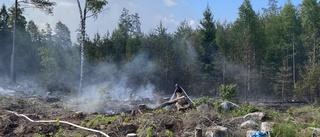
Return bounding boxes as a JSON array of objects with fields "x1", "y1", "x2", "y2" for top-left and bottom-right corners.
[
  {"x1": 64, "y1": 52, "x2": 159, "y2": 113},
  {"x1": 0, "y1": 87, "x2": 15, "y2": 95},
  {"x1": 213, "y1": 56, "x2": 266, "y2": 101}
]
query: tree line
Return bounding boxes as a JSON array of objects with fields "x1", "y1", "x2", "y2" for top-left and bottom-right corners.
[{"x1": 1, "y1": 0, "x2": 320, "y2": 102}]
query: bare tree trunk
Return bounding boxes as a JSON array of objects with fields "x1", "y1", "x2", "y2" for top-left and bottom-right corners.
[
  {"x1": 292, "y1": 36, "x2": 295, "y2": 87},
  {"x1": 77, "y1": 0, "x2": 87, "y2": 92},
  {"x1": 313, "y1": 35, "x2": 316, "y2": 68},
  {"x1": 223, "y1": 56, "x2": 225, "y2": 84},
  {"x1": 248, "y1": 52, "x2": 251, "y2": 101},
  {"x1": 10, "y1": 0, "x2": 18, "y2": 83}
]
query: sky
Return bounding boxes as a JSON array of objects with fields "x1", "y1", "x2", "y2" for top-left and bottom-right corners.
[{"x1": 3, "y1": 0, "x2": 302, "y2": 43}]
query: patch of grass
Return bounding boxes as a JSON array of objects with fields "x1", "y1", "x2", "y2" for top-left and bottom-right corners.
[
  {"x1": 287, "y1": 106, "x2": 317, "y2": 116},
  {"x1": 86, "y1": 114, "x2": 120, "y2": 127},
  {"x1": 153, "y1": 108, "x2": 168, "y2": 114},
  {"x1": 124, "y1": 117, "x2": 130, "y2": 122},
  {"x1": 165, "y1": 129, "x2": 174, "y2": 137},
  {"x1": 272, "y1": 123, "x2": 302, "y2": 137},
  {"x1": 33, "y1": 133, "x2": 46, "y2": 137},
  {"x1": 146, "y1": 126, "x2": 153, "y2": 137},
  {"x1": 264, "y1": 109, "x2": 282, "y2": 121},
  {"x1": 56, "y1": 118, "x2": 60, "y2": 126},
  {"x1": 194, "y1": 96, "x2": 215, "y2": 107},
  {"x1": 55, "y1": 127, "x2": 65, "y2": 137},
  {"x1": 231, "y1": 102, "x2": 260, "y2": 116}
]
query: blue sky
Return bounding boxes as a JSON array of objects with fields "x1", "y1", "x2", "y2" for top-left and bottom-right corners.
[{"x1": 3, "y1": 0, "x2": 301, "y2": 42}]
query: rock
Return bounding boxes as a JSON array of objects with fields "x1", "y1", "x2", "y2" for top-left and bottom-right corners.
[
  {"x1": 308, "y1": 127, "x2": 320, "y2": 133},
  {"x1": 126, "y1": 133, "x2": 137, "y2": 137},
  {"x1": 205, "y1": 126, "x2": 231, "y2": 137},
  {"x1": 220, "y1": 101, "x2": 232, "y2": 111},
  {"x1": 196, "y1": 104, "x2": 212, "y2": 114},
  {"x1": 246, "y1": 130, "x2": 257, "y2": 137},
  {"x1": 261, "y1": 122, "x2": 273, "y2": 132},
  {"x1": 244, "y1": 112, "x2": 266, "y2": 121},
  {"x1": 240, "y1": 120, "x2": 259, "y2": 130},
  {"x1": 308, "y1": 127, "x2": 320, "y2": 137}
]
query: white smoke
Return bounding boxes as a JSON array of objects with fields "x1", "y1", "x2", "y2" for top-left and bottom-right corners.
[
  {"x1": 64, "y1": 52, "x2": 158, "y2": 113},
  {"x1": 0, "y1": 87, "x2": 15, "y2": 95}
]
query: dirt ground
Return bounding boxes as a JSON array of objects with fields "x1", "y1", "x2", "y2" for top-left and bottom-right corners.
[
  {"x1": 0, "y1": 78, "x2": 316, "y2": 137},
  {"x1": 0, "y1": 94, "x2": 244, "y2": 137}
]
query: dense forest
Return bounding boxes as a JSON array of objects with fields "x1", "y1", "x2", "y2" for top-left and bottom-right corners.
[{"x1": 1, "y1": 0, "x2": 320, "y2": 102}]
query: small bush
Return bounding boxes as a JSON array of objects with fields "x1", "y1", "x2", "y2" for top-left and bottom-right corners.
[
  {"x1": 86, "y1": 114, "x2": 120, "y2": 127},
  {"x1": 146, "y1": 126, "x2": 153, "y2": 137},
  {"x1": 272, "y1": 122, "x2": 305, "y2": 137},
  {"x1": 220, "y1": 84, "x2": 237, "y2": 101},
  {"x1": 165, "y1": 129, "x2": 174, "y2": 137},
  {"x1": 194, "y1": 96, "x2": 215, "y2": 107},
  {"x1": 153, "y1": 108, "x2": 168, "y2": 114},
  {"x1": 231, "y1": 102, "x2": 260, "y2": 116}
]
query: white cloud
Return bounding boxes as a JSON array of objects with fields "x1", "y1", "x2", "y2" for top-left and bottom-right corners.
[
  {"x1": 163, "y1": 0, "x2": 177, "y2": 7},
  {"x1": 188, "y1": 19, "x2": 198, "y2": 29},
  {"x1": 59, "y1": 2, "x2": 76, "y2": 7},
  {"x1": 156, "y1": 14, "x2": 179, "y2": 27}
]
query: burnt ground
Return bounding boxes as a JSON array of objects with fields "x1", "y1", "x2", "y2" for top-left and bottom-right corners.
[
  {"x1": 0, "y1": 94, "x2": 315, "y2": 137},
  {"x1": 0, "y1": 95, "x2": 200, "y2": 137},
  {"x1": 0, "y1": 78, "x2": 317, "y2": 137}
]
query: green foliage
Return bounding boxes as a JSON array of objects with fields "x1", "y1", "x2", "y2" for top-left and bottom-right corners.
[
  {"x1": 153, "y1": 108, "x2": 168, "y2": 114},
  {"x1": 55, "y1": 118, "x2": 60, "y2": 126},
  {"x1": 86, "y1": 114, "x2": 120, "y2": 127},
  {"x1": 86, "y1": 0, "x2": 108, "y2": 19},
  {"x1": 165, "y1": 129, "x2": 174, "y2": 137},
  {"x1": 219, "y1": 84, "x2": 237, "y2": 100},
  {"x1": 33, "y1": 133, "x2": 46, "y2": 137},
  {"x1": 194, "y1": 96, "x2": 215, "y2": 107},
  {"x1": 124, "y1": 117, "x2": 130, "y2": 122},
  {"x1": 231, "y1": 102, "x2": 260, "y2": 116},
  {"x1": 146, "y1": 126, "x2": 153, "y2": 137},
  {"x1": 273, "y1": 123, "x2": 297, "y2": 137},
  {"x1": 38, "y1": 46, "x2": 57, "y2": 85},
  {"x1": 266, "y1": 110, "x2": 282, "y2": 121}
]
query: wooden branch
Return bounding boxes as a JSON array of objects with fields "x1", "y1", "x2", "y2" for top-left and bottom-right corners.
[
  {"x1": 6, "y1": 110, "x2": 109, "y2": 137},
  {"x1": 154, "y1": 96, "x2": 186, "y2": 109}
]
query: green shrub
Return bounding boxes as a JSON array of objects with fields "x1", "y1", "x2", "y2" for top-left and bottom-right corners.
[
  {"x1": 220, "y1": 84, "x2": 237, "y2": 101},
  {"x1": 146, "y1": 126, "x2": 153, "y2": 137},
  {"x1": 165, "y1": 129, "x2": 174, "y2": 137},
  {"x1": 34, "y1": 133, "x2": 45, "y2": 137},
  {"x1": 231, "y1": 102, "x2": 260, "y2": 116},
  {"x1": 272, "y1": 122, "x2": 305, "y2": 137},
  {"x1": 153, "y1": 108, "x2": 168, "y2": 114},
  {"x1": 194, "y1": 96, "x2": 215, "y2": 107},
  {"x1": 86, "y1": 114, "x2": 120, "y2": 127}
]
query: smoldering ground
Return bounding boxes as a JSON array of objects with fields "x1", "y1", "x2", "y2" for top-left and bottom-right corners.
[{"x1": 63, "y1": 52, "x2": 161, "y2": 113}]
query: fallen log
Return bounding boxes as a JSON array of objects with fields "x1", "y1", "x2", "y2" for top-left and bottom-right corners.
[{"x1": 154, "y1": 96, "x2": 187, "y2": 109}]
